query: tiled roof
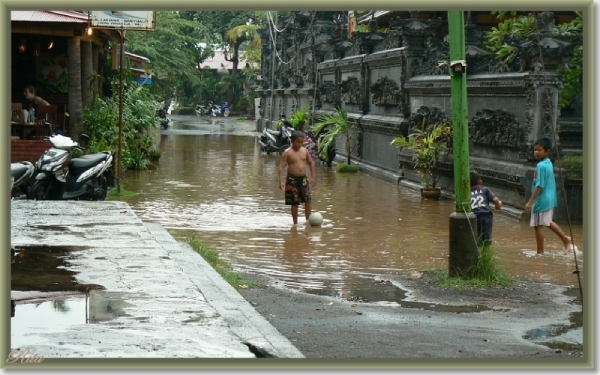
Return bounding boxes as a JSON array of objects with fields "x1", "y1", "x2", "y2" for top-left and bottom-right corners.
[{"x1": 11, "y1": 10, "x2": 89, "y2": 23}]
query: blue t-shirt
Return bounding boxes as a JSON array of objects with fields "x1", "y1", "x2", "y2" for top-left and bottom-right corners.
[
  {"x1": 532, "y1": 158, "x2": 557, "y2": 213},
  {"x1": 470, "y1": 186, "x2": 496, "y2": 217}
]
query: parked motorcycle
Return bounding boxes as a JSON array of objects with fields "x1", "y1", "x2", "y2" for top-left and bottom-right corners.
[
  {"x1": 258, "y1": 120, "x2": 292, "y2": 154},
  {"x1": 210, "y1": 101, "x2": 230, "y2": 117},
  {"x1": 194, "y1": 103, "x2": 210, "y2": 116},
  {"x1": 157, "y1": 107, "x2": 170, "y2": 129},
  {"x1": 30, "y1": 123, "x2": 114, "y2": 201},
  {"x1": 10, "y1": 161, "x2": 35, "y2": 200}
]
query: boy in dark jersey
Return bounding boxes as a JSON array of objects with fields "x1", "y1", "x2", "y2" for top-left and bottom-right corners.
[{"x1": 470, "y1": 171, "x2": 502, "y2": 246}]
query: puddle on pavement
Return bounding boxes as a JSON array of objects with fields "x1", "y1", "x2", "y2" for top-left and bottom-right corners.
[
  {"x1": 11, "y1": 245, "x2": 133, "y2": 348},
  {"x1": 11, "y1": 245, "x2": 100, "y2": 292},
  {"x1": 307, "y1": 274, "x2": 498, "y2": 313},
  {"x1": 522, "y1": 287, "x2": 583, "y2": 351},
  {"x1": 11, "y1": 297, "x2": 87, "y2": 349},
  {"x1": 11, "y1": 290, "x2": 133, "y2": 348}
]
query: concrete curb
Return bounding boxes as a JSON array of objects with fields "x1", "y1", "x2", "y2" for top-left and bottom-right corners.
[{"x1": 143, "y1": 222, "x2": 304, "y2": 358}]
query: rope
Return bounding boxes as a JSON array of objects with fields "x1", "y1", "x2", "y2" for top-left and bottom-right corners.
[{"x1": 531, "y1": 11, "x2": 583, "y2": 308}]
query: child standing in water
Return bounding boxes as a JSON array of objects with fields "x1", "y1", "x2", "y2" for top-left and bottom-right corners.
[
  {"x1": 279, "y1": 131, "x2": 316, "y2": 224},
  {"x1": 524, "y1": 137, "x2": 574, "y2": 254},
  {"x1": 470, "y1": 171, "x2": 502, "y2": 247}
]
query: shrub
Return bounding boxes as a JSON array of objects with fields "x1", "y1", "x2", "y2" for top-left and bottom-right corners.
[
  {"x1": 83, "y1": 82, "x2": 158, "y2": 171},
  {"x1": 560, "y1": 154, "x2": 583, "y2": 179},
  {"x1": 336, "y1": 162, "x2": 359, "y2": 173}
]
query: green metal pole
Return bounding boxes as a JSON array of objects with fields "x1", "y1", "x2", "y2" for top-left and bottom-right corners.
[
  {"x1": 448, "y1": 11, "x2": 471, "y2": 212},
  {"x1": 447, "y1": 11, "x2": 478, "y2": 277}
]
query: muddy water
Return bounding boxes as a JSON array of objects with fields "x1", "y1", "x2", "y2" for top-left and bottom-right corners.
[{"x1": 117, "y1": 117, "x2": 584, "y2": 298}]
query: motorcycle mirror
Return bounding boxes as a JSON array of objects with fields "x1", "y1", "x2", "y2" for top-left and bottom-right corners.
[{"x1": 44, "y1": 122, "x2": 53, "y2": 133}]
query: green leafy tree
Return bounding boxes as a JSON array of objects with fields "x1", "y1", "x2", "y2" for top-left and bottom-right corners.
[{"x1": 484, "y1": 11, "x2": 582, "y2": 109}]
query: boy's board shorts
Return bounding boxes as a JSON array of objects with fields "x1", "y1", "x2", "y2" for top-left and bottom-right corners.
[
  {"x1": 285, "y1": 174, "x2": 311, "y2": 205},
  {"x1": 530, "y1": 209, "x2": 554, "y2": 227}
]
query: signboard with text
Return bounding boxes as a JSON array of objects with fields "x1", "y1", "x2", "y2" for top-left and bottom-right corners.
[{"x1": 90, "y1": 11, "x2": 155, "y2": 30}]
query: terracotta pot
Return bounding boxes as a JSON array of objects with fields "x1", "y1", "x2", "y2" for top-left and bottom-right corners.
[{"x1": 420, "y1": 187, "x2": 441, "y2": 200}]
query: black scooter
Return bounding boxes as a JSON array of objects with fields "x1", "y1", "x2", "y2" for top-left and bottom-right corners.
[{"x1": 258, "y1": 120, "x2": 292, "y2": 154}]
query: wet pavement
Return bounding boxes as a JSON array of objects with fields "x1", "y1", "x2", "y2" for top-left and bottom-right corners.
[{"x1": 10, "y1": 200, "x2": 303, "y2": 358}]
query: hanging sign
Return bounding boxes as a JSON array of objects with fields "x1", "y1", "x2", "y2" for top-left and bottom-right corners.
[{"x1": 90, "y1": 11, "x2": 155, "y2": 30}]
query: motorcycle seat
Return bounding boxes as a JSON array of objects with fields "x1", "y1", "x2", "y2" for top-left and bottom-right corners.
[
  {"x1": 70, "y1": 153, "x2": 107, "y2": 168},
  {"x1": 11, "y1": 163, "x2": 30, "y2": 180},
  {"x1": 266, "y1": 129, "x2": 281, "y2": 136}
]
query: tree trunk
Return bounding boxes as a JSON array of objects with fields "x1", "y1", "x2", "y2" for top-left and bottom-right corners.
[
  {"x1": 67, "y1": 37, "x2": 84, "y2": 137},
  {"x1": 81, "y1": 40, "x2": 93, "y2": 110},
  {"x1": 91, "y1": 44, "x2": 100, "y2": 105}
]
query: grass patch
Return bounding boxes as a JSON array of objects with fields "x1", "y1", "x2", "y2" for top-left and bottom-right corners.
[
  {"x1": 186, "y1": 236, "x2": 262, "y2": 289},
  {"x1": 335, "y1": 162, "x2": 359, "y2": 173},
  {"x1": 428, "y1": 245, "x2": 513, "y2": 290},
  {"x1": 108, "y1": 187, "x2": 138, "y2": 198}
]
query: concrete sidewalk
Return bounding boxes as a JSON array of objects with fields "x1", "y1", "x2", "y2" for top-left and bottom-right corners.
[{"x1": 10, "y1": 200, "x2": 303, "y2": 358}]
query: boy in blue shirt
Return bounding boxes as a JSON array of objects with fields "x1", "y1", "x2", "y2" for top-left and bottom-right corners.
[
  {"x1": 470, "y1": 171, "x2": 502, "y2": 246},
  {"x1": 524, "y1": 137, "x2": 574, "y2": 254}
]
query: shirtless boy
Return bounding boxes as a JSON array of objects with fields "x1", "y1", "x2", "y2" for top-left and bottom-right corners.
[{"x1": 279, "y1": 131, "x2": 316, "y2": 224}]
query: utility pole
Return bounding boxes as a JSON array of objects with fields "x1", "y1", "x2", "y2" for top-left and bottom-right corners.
[
  {"x1": 269, "y1": 11, "x2": 277, "y2": 128},
  {"x1": 447, "y1": 11, "x2": 478, "y2": 277}
]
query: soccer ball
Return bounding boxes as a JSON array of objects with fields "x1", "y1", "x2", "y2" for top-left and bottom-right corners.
[{"x1": 308, "y1": 212, "x2": 323, "y2": 226}]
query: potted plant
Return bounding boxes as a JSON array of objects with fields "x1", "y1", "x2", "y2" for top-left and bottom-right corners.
[
  {"x1": 148, "y1": 148, "x2": 162, "y2": 162},
  {"x1": 391, "y1": 119, "x2": 452, "y2": 199}
]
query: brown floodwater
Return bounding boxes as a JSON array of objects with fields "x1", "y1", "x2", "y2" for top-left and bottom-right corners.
[{"x1": 116, "y1": 117, "x2": 584, "y2": 298}]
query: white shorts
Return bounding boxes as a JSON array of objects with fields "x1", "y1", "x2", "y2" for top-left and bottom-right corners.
[{"x1": 530, "y1": 209, "x2": 554, "y2": 227}]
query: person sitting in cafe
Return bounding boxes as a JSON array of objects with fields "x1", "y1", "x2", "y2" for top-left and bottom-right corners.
[
  {"x1": 22, "y1": 85, "x2": 50, "y2": 139},
  {"x1": 23, "y1": 85, "x2": 49, "y2": 110}
]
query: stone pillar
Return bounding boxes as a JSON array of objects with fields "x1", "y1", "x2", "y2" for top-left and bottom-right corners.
[{"x1": 523, "y1": 73, "x2": 563, "y2": 161}]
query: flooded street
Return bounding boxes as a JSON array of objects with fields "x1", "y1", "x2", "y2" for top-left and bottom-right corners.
[{"x1": 116, "y1": 115, "x2": 584, "y2": 299}]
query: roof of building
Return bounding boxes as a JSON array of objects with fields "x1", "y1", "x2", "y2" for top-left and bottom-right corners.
[
  {"x1": 126, "y1": 51, "x2": 150, "y2": 63},
  {"x1": 201, "y1": 50, "x2": 248, "y2": 70},
  {"x1": 11, "y1": 10, "x2": 89, "y2": 23}
]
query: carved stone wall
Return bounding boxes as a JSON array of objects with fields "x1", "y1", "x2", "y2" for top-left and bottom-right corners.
[{"x1": 257, "y1": 11, "x2": 582, "y2": 223}]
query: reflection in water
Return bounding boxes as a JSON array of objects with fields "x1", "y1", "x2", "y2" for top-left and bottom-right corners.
[{"x1": 116, "y1": 119, "x2": 584, "y2": 297}]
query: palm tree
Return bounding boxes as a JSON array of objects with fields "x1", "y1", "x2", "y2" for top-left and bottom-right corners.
[
  {"x1": 224, "y1": 24, "x2": 261, "y2": 75},
  {"x1": 67, "y1": 37, "x2": 84, "y2": 137},
  {"x1": 312, "y1": 107, "x2": 354, "y2": 165}
]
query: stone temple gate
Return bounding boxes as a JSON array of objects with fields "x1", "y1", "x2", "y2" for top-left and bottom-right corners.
[{"x1": 256, "y1": 11, "x2": 583, "y2": 223}]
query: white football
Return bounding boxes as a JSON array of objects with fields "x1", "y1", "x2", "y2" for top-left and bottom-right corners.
[{"x1": 308, "y1": 212, "x2": 323, "y2": 226}]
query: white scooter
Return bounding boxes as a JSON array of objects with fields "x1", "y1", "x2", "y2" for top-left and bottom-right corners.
[{"x1": 30, "y1": 124, "x2": 114, "y2": 201}]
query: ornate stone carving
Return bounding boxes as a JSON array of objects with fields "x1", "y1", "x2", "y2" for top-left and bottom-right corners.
[
  {"x1": 469, "y1": 109, "x2": 523, "y2": 148},
  {"x1": 374, "y1": 29, "x2": 402, "y2": 52},
  {"x1": 301, "y1": 57, "x2": 316, "y2": 87},
  {"x1": 341, "y1": 76, "x2": 361, "y2": 104},
  {"x1": 505, "y1": 12, "x2": 581, "y2": 72},
  {"x1": 318, "y1": 80, "x2": 336, "y2": 103},
  {"x1": 412, "y1": 39, "x2": 450, "y2": 76},
  {"x1": 408, "y1": 106, "x2": 450, "y2": 130},
  {"x1": 370, "y1": 76, "x2": 400, "y2": 106}
]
